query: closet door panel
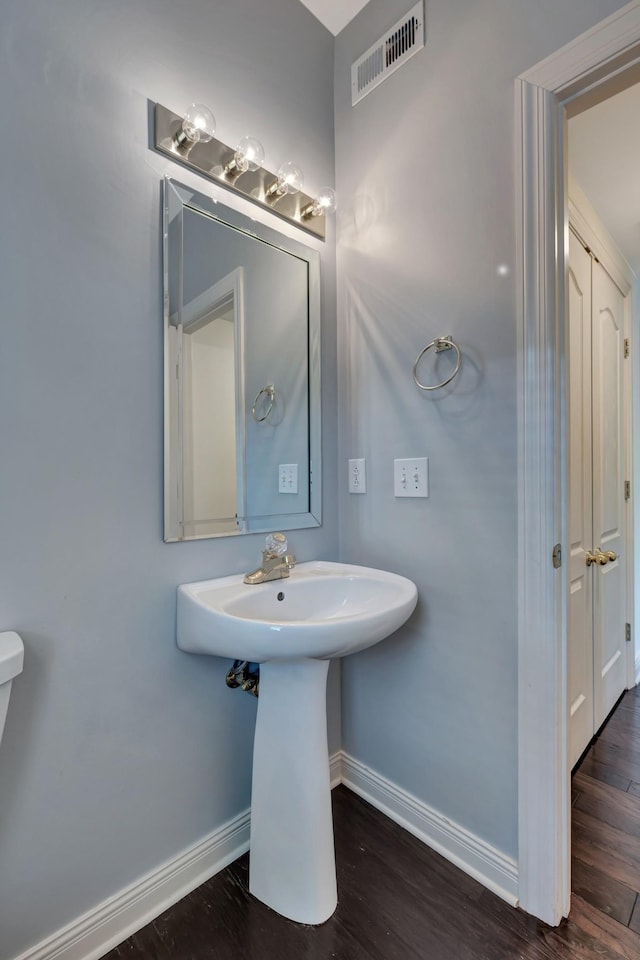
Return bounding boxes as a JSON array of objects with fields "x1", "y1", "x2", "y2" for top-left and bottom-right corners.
[
  {"x1": 567, "y1": 232, "x2": 594, "y2": 768},
  {"x1": 591, "y1": 260, "x2": 626, "y2": 730}
]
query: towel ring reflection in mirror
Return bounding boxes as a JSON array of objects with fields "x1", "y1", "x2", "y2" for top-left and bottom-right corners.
[
  {"x1": 252, "y1": 384, "x2": 275, "y2": 422},
  {"x1": 413, "y1": 335, "x2": 461, "y2": 391}
]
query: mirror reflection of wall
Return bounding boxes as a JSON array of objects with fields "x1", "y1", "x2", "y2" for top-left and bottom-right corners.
[{"x1": 163, "y1": 178, "x2": 322, "y2": 542}]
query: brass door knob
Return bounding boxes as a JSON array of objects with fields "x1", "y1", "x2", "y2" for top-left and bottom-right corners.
[
  {"x1": 603, "y1": 550, "x2": 617, "y2": 562},
  {"x1": 586, "y1": 549, "x2": 610, "y2": 566}
]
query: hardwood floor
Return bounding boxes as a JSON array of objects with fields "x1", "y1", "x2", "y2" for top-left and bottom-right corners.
[
  {"x1": 103, "y1": 688, "x2": 640, "y2": 960},
  {"x1": 571, "y1": 685, "x2": 640, "y2": 942}
]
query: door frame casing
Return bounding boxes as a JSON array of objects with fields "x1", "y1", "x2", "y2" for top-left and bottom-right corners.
[{"x1": 516, "y1": 0, "x2": 640, "y2": 925}]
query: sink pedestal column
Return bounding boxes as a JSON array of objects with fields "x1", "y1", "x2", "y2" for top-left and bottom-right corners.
[{"x1": 249, "y1": 657, "x2": 337, "y2": 924}]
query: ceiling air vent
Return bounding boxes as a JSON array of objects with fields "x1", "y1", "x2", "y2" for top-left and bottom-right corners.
[{"x1": 351, "y1": 1, "x2": 425, "y2": 106}]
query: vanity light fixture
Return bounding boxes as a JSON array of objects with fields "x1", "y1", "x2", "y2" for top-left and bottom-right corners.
[
  {"x1": 173, "y1": 103, "x2": 217, "y2": 149},
  {"x1": 154, "y1": 102, "x2": 327, "y2": 239},
  {"x1": 265, "y1": 161, "x2": 304, "y2": 201},
  {"x1": 224, "y1": 136, "x2": 266, "y2": 179},
  {"x1": 301, "y1": 187, "x2": 337, "y2": 220}
]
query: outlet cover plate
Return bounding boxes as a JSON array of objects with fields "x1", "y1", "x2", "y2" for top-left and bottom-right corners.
[{"x1": 349, "y1": 458, "x2": 366, "y2": 494}]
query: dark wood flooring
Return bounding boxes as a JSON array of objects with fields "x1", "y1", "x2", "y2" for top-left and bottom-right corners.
[{"x1": 103, "y1": 688, "x2": 640, "y2": 960}]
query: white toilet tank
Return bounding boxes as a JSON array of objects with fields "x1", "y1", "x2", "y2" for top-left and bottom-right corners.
[{"x1": 0, "y1": 631, "x2": 24, "y2": 746}]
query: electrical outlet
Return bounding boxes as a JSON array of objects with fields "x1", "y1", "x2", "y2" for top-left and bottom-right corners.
[
  {"x1": 394, "y1": 458, "x2": 428, "y2": 498},
  {"x1": 348, "y1": 458, "x2": 366, "y2": 494},
  {"x1": 279, "y1": 463, "x2": 298, "y2": 494}
]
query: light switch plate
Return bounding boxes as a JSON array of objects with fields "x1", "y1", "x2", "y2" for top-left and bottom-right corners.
[
  {"x1": 394, "y1": 458, "x2": 428, "y2": 498},
  {"x1": 348, "y1": 458, "x2": 366, "y2": 494},
  {"x1": 279, "y1": 464, "x2": 298, "y2": 494}
]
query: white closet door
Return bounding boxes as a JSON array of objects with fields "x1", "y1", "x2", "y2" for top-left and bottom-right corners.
[
  {"x1": 567, "y1": 232, "x2": 594, "y2": 769},
  {"x1": 591, "y1": 259, "x2": 626, "y2": 730}
]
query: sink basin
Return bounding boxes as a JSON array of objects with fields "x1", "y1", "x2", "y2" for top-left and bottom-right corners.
[
  {"x1": 177, "y1": 560, "x2": 417, "y2": 662},
  {"x1": 176, "y1": 560, "x2": 417, "y2": 926}
]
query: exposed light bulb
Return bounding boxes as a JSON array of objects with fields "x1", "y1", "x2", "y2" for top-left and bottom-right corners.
[
  {"x1": 265, "y1": 160, "x2": 304, "y2": 200},
  {"x1": 224, "y1": 136, "x2": 265, "y2": 177},
  {"x1": 301, "y1": 186, "x2": 337, "y2": 220},
  {"x1": 174, "y1": 103, "x2": 216, "y2": 148},
  {"x1": 278, "y1": 161, "x2": 304, "y2": 194}
]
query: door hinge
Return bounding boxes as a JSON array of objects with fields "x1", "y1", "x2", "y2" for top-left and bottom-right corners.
[
  {"x1": 552, "y1": 543, "x2": 562, "y2": 569},
  {"x1": 626, "y1": 623, "x2": 632, "y2": 643},
  {"x1": 624, "y1": 338, "x2": 630, "y2": 358},
  {"x1": 625, "y1": 480, "x2": 631, "y2": 501}
]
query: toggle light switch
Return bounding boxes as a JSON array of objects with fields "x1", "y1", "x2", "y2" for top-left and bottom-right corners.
[
  {"x1": 394, "y1": 458, "x2": 428, "y2": 498},
  {"x1": 279, "y1": 464, "x2": 298, "y2": 494}
]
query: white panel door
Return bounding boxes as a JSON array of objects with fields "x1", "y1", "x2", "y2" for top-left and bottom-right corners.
[
  {"x1": 567, "y1": 232, "x2": 627, "y2": 768},
  {"x1": 591, "y1": 259, "x2": 626, "y2": 730},
  {"x1": 567, "y1": 233, "x2": 594, "y2": 769}
]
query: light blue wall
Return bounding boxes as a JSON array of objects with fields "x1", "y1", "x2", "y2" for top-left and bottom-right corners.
[
  {"x1": 334, "y1": 0, "x2": 630, "y2": 860},
  {"x1": 2, "y1": 1, "x2": 637, "y2": 957},
  {"x1": 0, "y1": 3, "x2": 337, "y2": 957}
]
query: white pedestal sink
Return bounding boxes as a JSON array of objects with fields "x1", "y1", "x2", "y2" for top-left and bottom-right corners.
[{"x1": 177, "y1": 560, "x2": 417, "y2": 925}]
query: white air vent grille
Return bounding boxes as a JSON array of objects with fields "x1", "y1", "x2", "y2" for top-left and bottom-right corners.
[{"x1": 351, "y1": 2, "x2": 425, "y2": 106}]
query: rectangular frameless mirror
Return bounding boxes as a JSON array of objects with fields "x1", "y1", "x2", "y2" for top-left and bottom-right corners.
[{"x1": 163, "y1": 177, "x2": 321, "y2": 541}]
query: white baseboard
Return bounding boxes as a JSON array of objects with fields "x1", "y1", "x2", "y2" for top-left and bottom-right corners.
[
  {"x1": 13, "y1": 808, "x2": 251, "y2": 960},
  {"x1": 329, "y1": 748, "x2": 343, "y2": 788},
  {"x1": 13, "y1": 749, "x2": 517, "y2": 960},
  {"x1": 14, "y1": 750, "x2": 345, "y2": 960},
  {"x1": 334, "y1": 750, "x2": 519, "y2": 907},
  {"x1": 635, "y1": 655, "x2": 640, "y2": 686}
]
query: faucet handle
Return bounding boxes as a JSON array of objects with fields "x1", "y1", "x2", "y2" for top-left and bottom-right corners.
[{"x1": 265, "y1": 532, "x2": 288, "y2": 557}]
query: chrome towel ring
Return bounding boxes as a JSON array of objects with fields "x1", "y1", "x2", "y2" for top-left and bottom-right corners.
[
  {"x1": 413, "y1": 335, "x2": 461, "y2": 391},
  {"x1": 252, "y1": 384, "x2": 275, "y2": 422}
]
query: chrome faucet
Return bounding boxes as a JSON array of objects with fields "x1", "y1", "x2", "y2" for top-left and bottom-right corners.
[{"x1": 243, "y1": 533, "x2": 296, "y2": 584}]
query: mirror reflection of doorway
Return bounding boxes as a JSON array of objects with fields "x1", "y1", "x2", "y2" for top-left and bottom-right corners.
[{"x1": 181, "y1": 270, "x2": 245, "y2": 538}]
